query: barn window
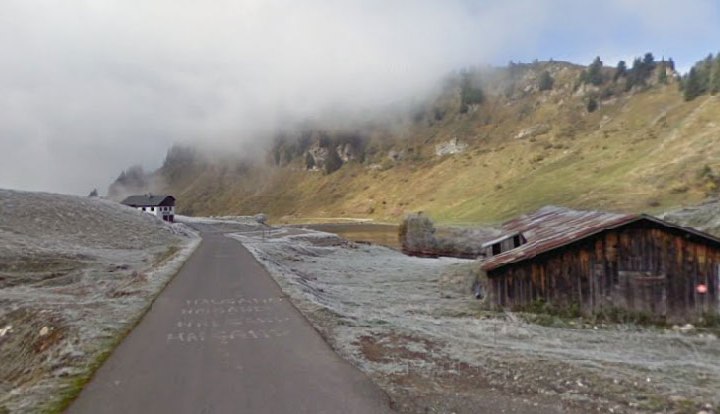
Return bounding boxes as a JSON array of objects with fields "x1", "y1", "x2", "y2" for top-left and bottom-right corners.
[
  {"x1": 513, "y1": 234, "x2": 522, "y2": 248},
  {"x1": 492, "y1": 243, "x2": 501, "y2": 255}
]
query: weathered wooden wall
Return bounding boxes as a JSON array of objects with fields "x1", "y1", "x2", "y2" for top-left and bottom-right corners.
[{"x1": 488, "y1": 221, "x2": 720, "y2": 322}]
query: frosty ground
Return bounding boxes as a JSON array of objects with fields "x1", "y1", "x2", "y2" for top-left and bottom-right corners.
[
  {"x1": 3, "y1": 190, "x2": 719, "y2": 414},
  {"x1": 0, "y1": 190, "x2": 200, "y2": 413},
  {"x1": 231, "y1": 227, "x2": 719, "y2": 414}
]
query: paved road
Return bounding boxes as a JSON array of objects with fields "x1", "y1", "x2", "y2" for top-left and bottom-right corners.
[{"x1": 69, "y1": 232, "x2": 392, "y2": 414}]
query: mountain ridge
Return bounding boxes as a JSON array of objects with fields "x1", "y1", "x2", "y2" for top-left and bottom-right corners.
[{"x1": 109, "y1": 57, "x2": 720, "y2": 225}]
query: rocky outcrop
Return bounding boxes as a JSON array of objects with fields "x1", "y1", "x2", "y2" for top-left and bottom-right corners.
[
  {"x1": 515, "y1": 124, "x2": 551, "y2": 140},
  {"x1": 435, "y1": 138, "x2": 467, "y2": 156},
  {"x1": 306, "y1": 142, "x2": 330, "y2": 171}
]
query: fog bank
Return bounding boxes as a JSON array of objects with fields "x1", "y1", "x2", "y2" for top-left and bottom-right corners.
[{"x1": 1, "y1": 0, "x2": 718, "y2": 194}]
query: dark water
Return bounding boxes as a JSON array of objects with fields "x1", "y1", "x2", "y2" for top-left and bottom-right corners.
[{"x1": 294, "y1": 223, "x2": 400, "y2": 250}]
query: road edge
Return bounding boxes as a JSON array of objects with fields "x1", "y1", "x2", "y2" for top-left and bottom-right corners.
[
  {"x1": 226, "y1": 232, "x2": 396, "y2": 412},
  {"x1": 46, "y1": 235, "x2": 203, "y2": 414}
]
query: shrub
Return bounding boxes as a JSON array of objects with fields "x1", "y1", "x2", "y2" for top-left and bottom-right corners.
[
  {"x1": 398, "y1": 213, "x2": 437, "y2": 254},
  {"x1": 538, "y1": 70, "x2": 554, "y2": 91},
  {"x1": 586, "y1": 97, "x2": 599, "y2": 113}
]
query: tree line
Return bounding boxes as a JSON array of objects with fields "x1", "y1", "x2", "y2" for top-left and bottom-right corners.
[
  {"x1": 580, "y1": 53, "x2": 674, "y2": 90},
  {"x1": 681, "y1": 53, "x2": 720, "y2": 101}
]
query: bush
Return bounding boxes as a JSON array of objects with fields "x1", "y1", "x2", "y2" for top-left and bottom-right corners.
[
  {"x1": 398, "y1": 213, "x2": 437, "y2": 254},
  {"x1": 538, "y1": 70, "x2": 554, "y2": 91},
  {"x1": 586, "y1": 97, "x2": 598, "y2": 113}
]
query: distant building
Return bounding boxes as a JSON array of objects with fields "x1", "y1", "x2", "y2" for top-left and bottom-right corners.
[
  {"x1": 121, "y1": 195, "x2": 176, "y2": 223},
  {"x1": 481, "y1": 206, "x2": 720, "y2": 323}
]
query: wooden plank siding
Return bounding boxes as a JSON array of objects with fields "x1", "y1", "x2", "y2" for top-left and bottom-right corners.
[{"x1": 487, "y1": 220, "x2": 720, "y2": 322}]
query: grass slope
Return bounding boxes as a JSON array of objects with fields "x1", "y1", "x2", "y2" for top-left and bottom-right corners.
[{"x1": 154, "y1": 63, "x2": 720, "y2": 225}]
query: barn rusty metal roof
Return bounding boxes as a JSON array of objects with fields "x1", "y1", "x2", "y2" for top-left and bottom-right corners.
[
  {"x1": 481, "y1": 206, "x2": 720, "y2": 272},
  {"x1": 481, "y1": 206, "x2": 639, "y2": 272}
]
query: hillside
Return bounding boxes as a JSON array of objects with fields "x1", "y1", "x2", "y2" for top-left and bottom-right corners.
[
  {"x1": 0, "y1": 190, "x2": 199, "y2": 412},
  {"x1": 110, "y1": 57, "x2": 720, "y2": 225}
]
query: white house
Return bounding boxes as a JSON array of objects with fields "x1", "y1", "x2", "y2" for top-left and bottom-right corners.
[{"x1": 121, "y1": 194, "x2": 176, "y2": 222}]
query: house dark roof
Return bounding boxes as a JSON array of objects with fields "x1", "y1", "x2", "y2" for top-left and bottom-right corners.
[
  {"x1": 121, "y1": 195, "x2": 175, "y2": 207},
  {"x1": 481, "y1": 206, "x2": 720, "y2": 272}
]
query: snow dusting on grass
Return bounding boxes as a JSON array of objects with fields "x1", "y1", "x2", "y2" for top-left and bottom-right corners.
[
  {"x1": 0, "y1": 190, "x2": 200, "y2": 413},
  {"x1": 230, "y1": 227, "x2": 720, "y2": 413}
]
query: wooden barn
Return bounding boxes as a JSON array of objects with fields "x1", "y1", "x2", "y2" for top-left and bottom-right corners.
[{"x1": 480, "y1": 206, "x2": 720, "y2": 322}]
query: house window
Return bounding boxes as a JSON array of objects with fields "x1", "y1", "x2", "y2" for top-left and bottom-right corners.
[
  {"x1": 142, "y1": 207, "x2": 146, "y2": 211},
  {"x1": 492, "y1": 243, "x2": 501, "y2": 255},
  {"x1": 151, "y1": 207, "x2": 155, "y2": 212}
]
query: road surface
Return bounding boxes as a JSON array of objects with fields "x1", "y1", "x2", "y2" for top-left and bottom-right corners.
[{"x1": 68, "y1": 231, "x2": 392, "y2": 414}]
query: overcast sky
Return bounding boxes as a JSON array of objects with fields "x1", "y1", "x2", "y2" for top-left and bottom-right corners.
[{"x1": 1, "y1": 0, "x2": 719, "y2": 195}]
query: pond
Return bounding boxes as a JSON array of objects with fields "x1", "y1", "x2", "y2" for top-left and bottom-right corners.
[{"x1": 292, "y1": 223, "x2": 401, "y2": 250}]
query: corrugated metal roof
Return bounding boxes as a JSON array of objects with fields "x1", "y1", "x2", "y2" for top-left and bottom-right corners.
[
  {"x1": 481, "y1": 206, "x2": 638, "y2": 272},
  {"x1": 121, "y1": 194, "x2": 175, "y2": 207}
]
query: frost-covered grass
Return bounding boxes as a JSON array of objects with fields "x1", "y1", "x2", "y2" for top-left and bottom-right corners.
[
  {"x1": 0, "y1": 190, "x2": 200, "y2": 413},
  {"x1": 230, "y1": 228, "x2": 720, "y2": 413}
]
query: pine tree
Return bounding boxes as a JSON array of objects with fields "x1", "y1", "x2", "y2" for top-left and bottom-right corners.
[
  {"x1": 667, "y1": 58, "x2": 676, "y2": 72},
  {"x1": 642, "y1": 53, "x2": 656, "y2": 72},
  {"x1": 587, "y1": 56, "x2": 604, "y2": 85},
  {"x1": 684, "y1": 68, "x2": 704, "y2": 101},
  {"x1": 658, "y1": 59, "x2": 668, "y2": 84},
  {"x1": 710, "y1": 54, "x2": 720, "y2": 95},
  {"x1": 699, "y1": 54, "x2": 714, "y2": 92},
  {"x1": 625, "y1": 58, "x2": 644, "y2": 91},
  {"x1": 613, "y1": 60, "x2": 627, "y2": 82},
  {"x1": 538, "y1": 70, "x2": 554, "y2": 91}
]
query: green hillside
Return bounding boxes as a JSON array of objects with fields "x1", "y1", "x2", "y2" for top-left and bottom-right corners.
[{"x1": 109, "y1": 57, "x2": 720, "y2": 225}]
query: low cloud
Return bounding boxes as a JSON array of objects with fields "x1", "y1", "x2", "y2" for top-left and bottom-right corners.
[{"x1": 0, "y1": 0, "x2": 718, "y2": 194}]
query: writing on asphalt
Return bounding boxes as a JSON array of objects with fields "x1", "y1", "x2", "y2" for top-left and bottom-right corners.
[{"x1": 167, "y1": 296, "x2": 290, "y2": 344}]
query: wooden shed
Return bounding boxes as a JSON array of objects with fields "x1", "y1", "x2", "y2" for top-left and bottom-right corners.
[{"x1": 481, "y1": 206, "x2": 720, "y2": 322}]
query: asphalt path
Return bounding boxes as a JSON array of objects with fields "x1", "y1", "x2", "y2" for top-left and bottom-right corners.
[{"x1": 68, "y1": 231, "x2": 392, "y2": 414}]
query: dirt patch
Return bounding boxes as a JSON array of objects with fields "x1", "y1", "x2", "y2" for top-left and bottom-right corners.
[
  {"x1": 358, "y1": 334, "x2": 441, "y2": 363},
  {"x1": 0, "y1": 309, "x2": 71, "y2": 389},
  {"x1": 356, "y1": 333, "x2": 566, "y2": 414}
]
